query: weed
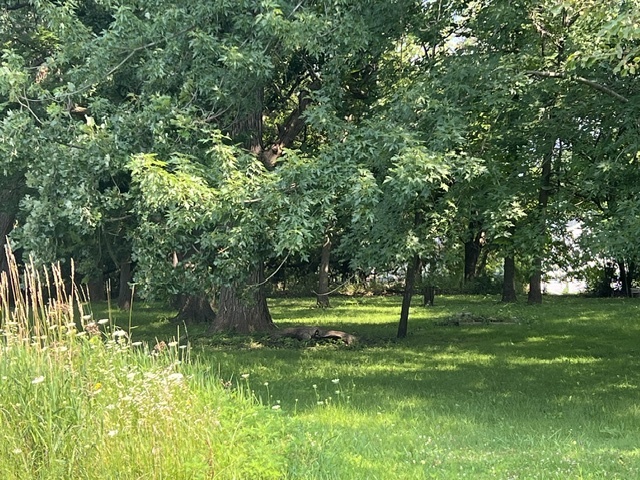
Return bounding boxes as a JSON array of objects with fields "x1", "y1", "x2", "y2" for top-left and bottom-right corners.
[{"x1": 0, "y1": 247, "x2": 289, "y2": 479}]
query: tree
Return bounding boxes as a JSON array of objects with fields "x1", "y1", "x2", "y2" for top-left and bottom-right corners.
[
  {"x1": 522, "y1": 1, "x2": 640, "y2": 296},
  {"x1": 448, "y1": 0, "x2": 640, "y2": 304},
  {"x1": 1, "y1": 0, "x2": 420, "y2": 332},
  {"x1": 501, "y1": 256, "x2": 518, "y2": 302},
  {"x1": 3, "y1": 0, "x2": 638, "y2": 338},
  {"x1": 316, "y1": 234, "x2": 332, "y2": 308}
]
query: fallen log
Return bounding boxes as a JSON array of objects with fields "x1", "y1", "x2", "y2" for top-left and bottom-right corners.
[
  {"x1": 316, "y1": 329, "x2": 357, "y2": 345},
  {"x1": 271, "y1": 326, "x2": 321, "y2": 341},
  {"x1": 271, "y1": 326, "x2": 356, "y2": 345}
]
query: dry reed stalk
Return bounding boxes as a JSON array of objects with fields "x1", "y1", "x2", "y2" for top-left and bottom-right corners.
[{"x1": 1, "y1": 242, "x2": 91, "y2": 349}]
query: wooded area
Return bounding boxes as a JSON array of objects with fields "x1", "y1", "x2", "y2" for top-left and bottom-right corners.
[{"x1": 1, "y1": 0, "x2": 639, "y2": 337}]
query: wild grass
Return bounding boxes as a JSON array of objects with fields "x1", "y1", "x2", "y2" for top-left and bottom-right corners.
[
  {"x1": 3, "y1": 249, "x2": 640, "y2": 478},
  {"x1": 0, "y1": 249, "x2": 289, "y2": 479},
  {"x1": 93, "y1": 294, "x2": 640, "y2": 478}
]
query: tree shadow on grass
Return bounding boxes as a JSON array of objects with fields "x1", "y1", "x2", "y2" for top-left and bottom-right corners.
[
  {"x1": 92, "y1": 295, "x2": 640, "y2": 439},
  {"x1": 191, "y1": 311, "x2": 640, "y2": 442},
  {"x1": 126, "y1": 295, "x2": 640, "y2": 478}
]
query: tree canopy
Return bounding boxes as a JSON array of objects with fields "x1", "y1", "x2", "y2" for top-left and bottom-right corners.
[{"x1": 1, "y1": 0, "x2": 639, "y2": 335}]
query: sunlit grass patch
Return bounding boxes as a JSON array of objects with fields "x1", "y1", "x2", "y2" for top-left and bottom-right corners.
[
  {"x1": 0, "y1": 340, "x2": 290, "y2": 479},
  {"x1": 188, "y1": 294, "x2": 640, "y2": 478}
]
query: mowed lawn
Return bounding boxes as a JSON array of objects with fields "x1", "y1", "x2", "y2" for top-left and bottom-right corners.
[{"x1": 97, "y1": 294, "x2": 640, "y2": 479}]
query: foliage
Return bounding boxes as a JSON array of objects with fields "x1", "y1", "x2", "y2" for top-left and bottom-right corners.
[
  {"x1": 1, "y1": 0, "x2": 640, "y2": 328},
  {"x1": 1, "y1": 0, "x2": 422, "y2": 303}
]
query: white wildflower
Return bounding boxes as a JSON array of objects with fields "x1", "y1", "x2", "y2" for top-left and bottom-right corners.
[{"x1": 31, "y1": 376, "x2": 45, "y2": 385}]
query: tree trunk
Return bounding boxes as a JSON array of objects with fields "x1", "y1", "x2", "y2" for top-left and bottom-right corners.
[
  {"x1": 422, "y1": 285, "x2": 435, "y2": 306},
  {"x1": 211, "y1": 266, "x2": 274, "y2": 333},
  {"x1": 214, "y1": 77, "x2": 315, "y2": 332},
  {"x1": 475, "y1": 245, "x2": 489, "y2": 278},
  {"x1": 528, "y1": 263, "x2": 544, "y2": 303},
  {"x1": 464, "y1": 225, "x2": 483, "y2": 282},
  {"x1": 398, "y1": 255, "x2": 420, "y2": 339},
  {"x1": 501, "y1": 256, "x2": 517, "y2": 302},
  {"x1": 617, "y1": 259, "x2": 626, "y2": 296},
  {"x1": 528, "y1": 147, "x2": 553, "y2": 305},
  {"x1": 617, "y1": 258, "x2": 633, "y2": 297},
  {"x1": 0, "y1": 172, "x2": 23, "y2": 278},
  {"x1": 0, "y1": 212, "x2": 15, "y2": 277},
  {"x1": 0, "y1": 212, "x2": 16, "y2": 305},
  {"x1": 87, "y1": 274, "x2": 106, "y2": 302},
  {"x1": 316, "y1": 234, "x2": 331, "y2": 308},
  {"x1": 173, "y1": 295, "x2": 216, "y2": 324},
  {"x1": 215, "y1": 90, "x2": 275, "y2": 331},
  {"x1": 117, "y1": 260, "x2": 133, "y2": 310}
]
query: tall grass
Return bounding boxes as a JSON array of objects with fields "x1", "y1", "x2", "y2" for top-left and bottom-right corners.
[{"x1": 0, "y1": 247, "x2": 289, "y2": 479}]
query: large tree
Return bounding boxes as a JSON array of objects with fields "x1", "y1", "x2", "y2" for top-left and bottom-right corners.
[
  {"x1": 3, "y1": 0, "x2": 638, "y2": 336},
  {"x1": 2, "y1": 0, "x2": 421, "y2": 332}
]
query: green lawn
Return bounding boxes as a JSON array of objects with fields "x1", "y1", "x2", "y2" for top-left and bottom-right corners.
[
  {"x1": 267, "y1": 296, "x2": 640, "y2": 479},
  {"x1": 3, "y1": 294, "x2": 640, "y2": 478}
]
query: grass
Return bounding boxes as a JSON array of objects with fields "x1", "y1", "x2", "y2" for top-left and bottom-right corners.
[
  {"x1": 92, "y1": 294, "x2": 640, "y2": 478},
  {"x1": 263, "y1": 296, "x2": 640, "y2": 478},
  {"x1": 3, "y1": 256, "x2": 640, "y2": 479}
]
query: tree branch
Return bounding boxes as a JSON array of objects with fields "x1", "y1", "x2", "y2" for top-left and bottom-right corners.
[
  {"x1": 26, "y1": 26, "x2": 195, "y2": 103},
  {"x1": 259, "y1": 80, "x2": 320, "y2": 169},
  {"x1": 524, "y1": 70, "x2": 629, "y2": 103}
]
